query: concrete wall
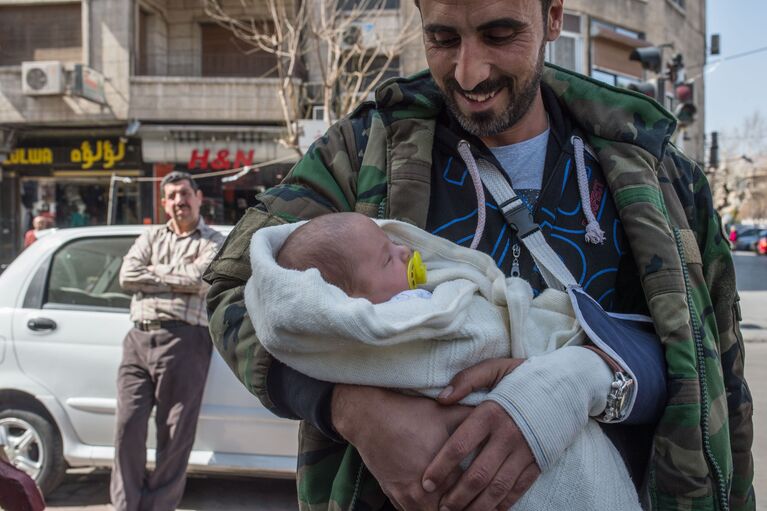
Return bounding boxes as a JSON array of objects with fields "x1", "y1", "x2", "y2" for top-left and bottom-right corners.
[{"x1": 129, "y1": 76, "x2": 289, "y2": 122}]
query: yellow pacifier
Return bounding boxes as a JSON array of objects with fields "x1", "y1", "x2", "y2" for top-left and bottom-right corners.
[{"x1": 407, "y1": 250, "x2": 428, "y2": 289}]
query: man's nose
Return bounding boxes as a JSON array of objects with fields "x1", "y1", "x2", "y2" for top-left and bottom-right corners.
[{"x1": 454, "y1": 40, "x2": 491, "y2": 92}]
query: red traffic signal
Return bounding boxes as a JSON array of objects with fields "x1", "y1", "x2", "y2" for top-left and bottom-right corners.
[
  {"x1": 673, "y1": 82, "x2": 696, "y2": 126},
  {"x1": 674, "y1": 82, "x2": 693, "y2": 103}
]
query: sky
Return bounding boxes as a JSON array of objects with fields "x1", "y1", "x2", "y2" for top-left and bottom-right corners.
[{"x1": 705, "y1": 0, "x2": 767, "y2": 141}]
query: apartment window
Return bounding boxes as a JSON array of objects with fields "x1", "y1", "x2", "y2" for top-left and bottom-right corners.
[
  {"x1": 200, "y1": 23, "x2": 278, "y2": 78},
  {"x1": 137, "y1": 9, "x2": 150, "y2": 75},
  {"x1": 339, "y1": 0, "x2": 400, "y2": 10},
  {"x1": 668, "y1": 0, "x2": 685, "y2": 9},
  {"x1": 345, "y1": 54, "x2": 400, "y2": 90},
  {"x1": 0, "y1": 3, "x2": 82, "y2": 65},
  {"x1": 590, "y1": 19, "x2": 646, "y2": 81},
  {"x1": 546, "y1": 13, "x2": 583, "y2": 73},
  {"x1": 591, "y1": 69, "x2": 640, "y2": 89}
]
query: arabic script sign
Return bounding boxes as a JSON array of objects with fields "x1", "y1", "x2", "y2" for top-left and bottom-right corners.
[{"x1": 2, "y1": 138, "x2": 142, "y2": 170}]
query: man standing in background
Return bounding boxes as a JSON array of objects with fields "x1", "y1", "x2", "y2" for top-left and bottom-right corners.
[{"x1": 111, "y1": 171, "x2": 224, "y2": 511}]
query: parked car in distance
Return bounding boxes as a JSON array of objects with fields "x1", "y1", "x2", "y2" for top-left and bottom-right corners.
[
  {"x1": 755, "y1": 230, "x2": 767, "y2": 256},
  {"x1": 0, "y1": 226, "x2": 298, "y2": 496},
  {"x1": 733, "y1": 226, "x2": 765, "y2": 251}
]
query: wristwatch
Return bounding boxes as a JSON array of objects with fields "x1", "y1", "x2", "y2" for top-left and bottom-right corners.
[{"x1": 582, "y1": 345, "x2": 635, "y2": 423}]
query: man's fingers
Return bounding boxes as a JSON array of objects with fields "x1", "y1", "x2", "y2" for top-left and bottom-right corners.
[
  {"x1": 437, "y1": 358, "x2": 525, "y2": 404},
  {"x1": 494, "y1": 462, "x2": 541, "y2": 510},
  {"x1": 438, "y1": 432, "x2": 516, "y2": 511},
  {"x1": 463, "y1": 448, "x2": 530, "y2": 511},
  {"x1": 422, "y1": 414, "x2": 489, "y2": 491}
]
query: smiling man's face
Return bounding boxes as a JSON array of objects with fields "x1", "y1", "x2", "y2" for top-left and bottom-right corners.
[{"x1": 420, "y1": 0, "x2": 562, "y2": 144}]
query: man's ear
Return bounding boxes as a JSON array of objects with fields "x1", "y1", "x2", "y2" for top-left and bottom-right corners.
[
  {"x1": 545, "y1": 0, "x2": 564, "y2": 42},
  {"x1": 195, "y1": 189, "x2": 203, "y2": 201}
]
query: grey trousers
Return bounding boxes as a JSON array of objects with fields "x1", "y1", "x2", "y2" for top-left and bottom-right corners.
[{"x1": 110, "y1": 325, "x2": 212, "y2": 511}]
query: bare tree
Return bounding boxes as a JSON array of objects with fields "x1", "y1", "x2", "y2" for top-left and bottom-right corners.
[
  {"x1": 204, "y1": 0, "x2": 421, "y2": 155},
  {"x1": 709, "y1": 111, "x2": 767, "y2": 221}
]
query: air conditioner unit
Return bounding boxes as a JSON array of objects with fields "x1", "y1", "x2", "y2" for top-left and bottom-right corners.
[
  {"x1": 340, "y1": 21, "x2": 376, "y2": 49},
  {"x1": 21, "y1": 61, "x2": 65, "y2": 96}
]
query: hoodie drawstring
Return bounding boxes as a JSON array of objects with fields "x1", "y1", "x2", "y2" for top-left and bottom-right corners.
[
  {"x1": 456, "y1": 136, "x2": 605, "y2": 252},
  {"x1": 457, "y1": 140, "x2": 486, "y2": 250},
  {"x1": 571, "y1": 136, "x2": 606, "y2": 245}
]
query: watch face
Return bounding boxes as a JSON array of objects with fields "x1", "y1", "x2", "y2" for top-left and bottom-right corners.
[{"x1": 26, "y1": 68, "x2": 48, "y2": 90}]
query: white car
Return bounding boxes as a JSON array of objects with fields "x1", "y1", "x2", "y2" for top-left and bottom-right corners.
[{"x1": 0, "y1": 225, "x2": 298, "y2": 495}]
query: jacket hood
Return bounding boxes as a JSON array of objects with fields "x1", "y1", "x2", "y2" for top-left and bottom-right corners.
[{"x1": 373, "y1": 64, "x2": 677, "y2": 161}]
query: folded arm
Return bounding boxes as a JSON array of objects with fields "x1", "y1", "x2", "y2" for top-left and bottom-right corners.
[{"x1": 119, "y1": 230, "x2": 171, "y2": 294}]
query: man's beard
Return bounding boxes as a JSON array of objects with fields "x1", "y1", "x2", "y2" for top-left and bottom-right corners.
[{"x1": 440, "y1": 42, "x2": 546, "y2": 138}]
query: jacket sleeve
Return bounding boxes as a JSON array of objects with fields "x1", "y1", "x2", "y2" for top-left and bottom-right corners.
[
  {"x1": 119, "y1": 229, "x2": 172, "y2": 294},
  {"x1": 204, "y1": 118, "x2": 364, "y2": 426},
  {"x1": 692, "y1": 165, "x2": 755, "y2": 510}
]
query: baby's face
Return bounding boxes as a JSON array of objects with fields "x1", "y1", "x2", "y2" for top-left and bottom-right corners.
[{"x1": 351, "y1": 218, "x2": 412, "y2": 304}]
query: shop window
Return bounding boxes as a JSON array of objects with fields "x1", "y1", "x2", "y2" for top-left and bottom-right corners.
[
  {"x1": 546, "y1": 13, "x2": 583, "y2": 73},
  {"x1": 200, "y1": 22, "x2": 278, "y2": 78},
  {"x1": 0, "y1": 3, "x2": 82, "y2": 65},
  {"x1": 45, "y1": 237, "x2": 136, "y2": 311}
]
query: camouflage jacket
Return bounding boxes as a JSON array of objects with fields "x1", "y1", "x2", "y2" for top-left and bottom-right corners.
[{"x1": 204, "y1": 64, "x2": 754, "y2": 511}]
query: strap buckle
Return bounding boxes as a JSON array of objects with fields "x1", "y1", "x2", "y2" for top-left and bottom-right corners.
[{"x1": 498, "y1": 196, "x2": 539, "y2": 239}]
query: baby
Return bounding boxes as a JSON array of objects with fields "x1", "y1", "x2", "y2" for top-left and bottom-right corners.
[
  {"x1": 276, "y1": 212, "x2": 431, "y2": 304},
  {"x1": 246, "y1": 212, "x2": 640, "y2": 511}
]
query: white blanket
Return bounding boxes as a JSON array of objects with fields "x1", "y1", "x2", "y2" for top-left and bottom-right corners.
[
  {"x1": 245, "y1": 219, "x2": 584, "y2": 403},
  {"x1": 244, "y1": 219, "x2": 640, "y2": 511}
]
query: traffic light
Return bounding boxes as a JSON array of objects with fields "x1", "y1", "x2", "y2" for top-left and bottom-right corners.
[
  {"x1": 629, "y1": 47, "x2": 663, "y2": 73},
  {"x1": 673, "y1": 82, "x2": 697, "y2": 126}
]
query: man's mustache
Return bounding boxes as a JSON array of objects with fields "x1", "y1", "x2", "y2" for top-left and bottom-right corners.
[{"x1": 443, "y1": 76, "x2": 515, "y2": 96}]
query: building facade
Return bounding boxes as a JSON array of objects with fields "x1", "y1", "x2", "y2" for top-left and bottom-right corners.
[
  {"x1": 546, "y1": 0, "x2": 707, "y2": 162},
  {"x1": 0, "y1": 0, "x2": 706, "y2": 267},
  {"x1": 0, "y1": 0, "x2": 298, "y2": 266}
]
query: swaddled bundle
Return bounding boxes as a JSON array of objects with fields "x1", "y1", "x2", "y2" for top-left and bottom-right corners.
[{"x1": 244, "y1": 215, "x2": 640, "y2": 511}]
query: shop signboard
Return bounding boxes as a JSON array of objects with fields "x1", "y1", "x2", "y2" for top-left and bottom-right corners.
[
  {"x1": 1, "y1": 138, "x2": 142, "y2": 171},
  {"x1": 72, "y1": 64, "x2": 107, "y2": 105}
]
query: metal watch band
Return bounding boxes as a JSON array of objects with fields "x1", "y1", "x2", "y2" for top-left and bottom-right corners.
[{"x1": 582, "y1": 345, "x2": 635, "y2": 423}]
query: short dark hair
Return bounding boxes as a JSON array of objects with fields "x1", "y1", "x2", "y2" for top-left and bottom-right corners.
[
  {"x1": 160, "y1": 171, "x2": 199, "y2": 197},
  {"x1": 414, "y1": 0, "x2": 553, "y2": 24},
  {"x1": 276, "y1": 213, "x2": 364, "y2": 296}
]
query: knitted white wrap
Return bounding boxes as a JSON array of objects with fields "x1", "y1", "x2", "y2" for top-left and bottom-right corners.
[
  {"x1": 246, "y1": 219, "x2": 582, "y2": 402},
  {"x1": 245, "y1": 219, "x2": 640, "y2": 510}
]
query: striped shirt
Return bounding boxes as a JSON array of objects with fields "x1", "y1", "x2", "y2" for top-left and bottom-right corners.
[{"x1": 119, "y1": 219, "x2": 225, "y2": 326}]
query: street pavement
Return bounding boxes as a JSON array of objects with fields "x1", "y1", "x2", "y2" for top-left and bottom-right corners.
[
  {"x1": 41, "y1": 251, "x2": 767, "y2": 510},
  {"x1": 44, "y1": 471, "x2": 298, "y2": 510},
  {"x1": 735, "y1": 251, "x2": 767, "y2": 343}
]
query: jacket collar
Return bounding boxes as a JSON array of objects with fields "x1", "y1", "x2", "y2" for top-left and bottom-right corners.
[{"x1": 374, "y1": 63, "x2": 677, "y2": 162}]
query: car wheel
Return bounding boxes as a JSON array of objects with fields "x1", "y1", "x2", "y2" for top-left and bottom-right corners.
[{"x1": 0, "y1": 408, "x2": 66, "y2": 495}]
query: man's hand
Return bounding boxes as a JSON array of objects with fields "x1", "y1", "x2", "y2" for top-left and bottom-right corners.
[
  {"x1": 332, "y1": 385, "x2": 470, "y2": 510},
  {"x1": 422, "y1": 359, "x2": 541, "y2": 511}
]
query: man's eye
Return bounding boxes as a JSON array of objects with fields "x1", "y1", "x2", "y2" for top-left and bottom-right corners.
[
  {"x1": 430, "y1": 33, "x2": 460, "y2": 47},
  {"x1": 484, "y1": 30, "x2": 515, "y2": 44}
]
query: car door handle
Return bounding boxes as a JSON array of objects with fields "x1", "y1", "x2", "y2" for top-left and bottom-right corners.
[{"x1": 27, "y1": 317, "x2": 57, "y2": 331}]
